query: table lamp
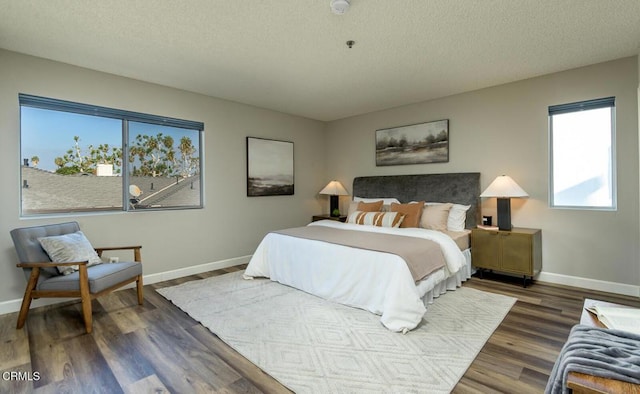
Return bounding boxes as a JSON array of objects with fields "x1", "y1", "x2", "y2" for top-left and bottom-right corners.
[
  {"x1": 319, "y1": 180, "x2": 349, "y2": 217},
  {"x1": 480, "y1": 175, "x2": 528, "y2": 231}
]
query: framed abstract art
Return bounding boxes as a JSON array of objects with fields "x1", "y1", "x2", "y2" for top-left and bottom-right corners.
[
  {"x1": 246, "y1": 137, "x2": 294, "y2": 196},
  {"x1": 375, "y1": 119, "x2": 449, "y2": 166}
]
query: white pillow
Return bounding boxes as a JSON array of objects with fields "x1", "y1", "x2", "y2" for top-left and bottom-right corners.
[
  {"x1": 448, "y1": 204, "x2": 471, "y2": 231},
  {"x1": 353, "y1": 197, "x2": 401, "y2": 205},
  {"x1": 425, "y1": 202, "x2": 471, "y2": 231},
  {"x1": 347, "y1": 201, "x2": 360, "y2": 216},
  {"x1": 38, "y1": 231, "x2": 102, "y2": 275}
]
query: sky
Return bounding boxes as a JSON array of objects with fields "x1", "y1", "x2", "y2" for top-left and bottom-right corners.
[
  {"x1": 551, "y1": 106, "x2": 612, "y2": 207},
  {"x1": 21, "y1": 107, "x2": 200, "y2": 172}
]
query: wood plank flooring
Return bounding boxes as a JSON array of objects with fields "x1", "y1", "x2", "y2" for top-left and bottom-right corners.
[{"x1": 1, "y1": 266, "x2": 639, "y2": 393}]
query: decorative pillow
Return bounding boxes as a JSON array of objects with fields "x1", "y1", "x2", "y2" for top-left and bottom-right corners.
[
  {"x1": 425, "y1": 202, "x2": 471, "y2": 231},
  {"x1": 390, "y1": 201, "x2": 424, "y2": 228},
  {"x1": 354, "y1": 197, "x2": 400, "y2": 212},
  {"x1": 38, "y1": 231, "x2": 102, "y2": 275},
  {"x1": 347, "y1": 211, "x2": 405, "y2": 228},
  {"x1": 353, "y1": 197, "x2": 401, "y2": 205},
  {"x1": 347, "y1": 201, "x2": 360, "y2": 216},
  {"x1": 420, "y1": 203, "x2": 453, "y2": 231},
  {"x1": 357, "y1": 200, "x2": 384, "y2": 212},
  {"x1": 447, "y1": 204, "x2": 471, "y2": 231}
]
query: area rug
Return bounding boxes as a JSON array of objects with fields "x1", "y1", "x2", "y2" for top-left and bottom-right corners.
[{"x1": 157, "y1": 271, "x2": 516, "y2": 393}]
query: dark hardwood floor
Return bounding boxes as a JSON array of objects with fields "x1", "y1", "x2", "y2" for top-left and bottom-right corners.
[{"x1": 1, "y1": 266, "x2": 639, "y2": 393}]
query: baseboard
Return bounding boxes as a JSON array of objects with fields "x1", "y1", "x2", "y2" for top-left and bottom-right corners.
[
  {"x1": 3, "y1": 260, "x2": 636, "y2": 316},
  {"x1": 0, "y1": 297, "x2": 78, "y2": 316},
  {"x1": 0, "y1": 255, "x2": 251, "y2": 316},
  {"x1": 142, "y1": 255, "x2": 251, "y2": 285},
  {"x1": 537, "y1": 271, "x2": 640, "y2": 298}
]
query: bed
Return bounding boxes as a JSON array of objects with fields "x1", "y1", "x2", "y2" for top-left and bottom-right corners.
[{"x1": 244, "y1": 173, "x2": 481, "y2": 333}]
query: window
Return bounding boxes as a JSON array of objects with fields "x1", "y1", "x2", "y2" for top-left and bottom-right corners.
[
  {"x1": 549, "y1": 97, "x2": 615, "y2": 209},
  {"x1": 20, "y1": 94, "x2": 204, "y2": 216}
]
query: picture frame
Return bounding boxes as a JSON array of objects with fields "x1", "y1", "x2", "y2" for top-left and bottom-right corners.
[
  {"x1": 246, "y1": 137, "x2": 294, "y2": 196},
  {"x1": 375, "y1": 119, "x2": 449, "y2": 166}
]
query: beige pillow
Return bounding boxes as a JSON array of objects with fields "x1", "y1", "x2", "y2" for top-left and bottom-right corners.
[
  {"x1": 425, "y1": 202, "x2": 471, "y2": 231},
  {"x1": 420, "y1": 203, "x2": 453, "y2": 231},
  {"x1": 357, "y1": 200, "x2": 384, "y2": 212},
  {"x1": 390, "y1": 201, "x2": 424, "y2": 228},
  {"x1": 347, "y1": 211, "x2": 405, "y2": 228}
]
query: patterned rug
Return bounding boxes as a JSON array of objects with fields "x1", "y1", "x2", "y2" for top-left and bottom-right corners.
[{"x1": 157, "y1": 271, "x2": 516, "y2": 393}]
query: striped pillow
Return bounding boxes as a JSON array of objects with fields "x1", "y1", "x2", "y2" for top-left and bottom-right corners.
[{"x1": 347, "y1": 211, "x2": 405, "y2": 228}]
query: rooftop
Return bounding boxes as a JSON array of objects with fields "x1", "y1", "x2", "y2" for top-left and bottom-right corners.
[{"x1": 21, "y1": 166, "x2": 201, "y2": 215}]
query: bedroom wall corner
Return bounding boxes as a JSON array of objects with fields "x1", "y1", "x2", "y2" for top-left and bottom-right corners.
[{"x1": 324, "y1": 56, "x2": 640, "y2": 294}]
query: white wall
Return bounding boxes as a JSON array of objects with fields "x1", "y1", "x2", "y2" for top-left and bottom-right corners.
[
  {"x1": 0, "y1": 49, "x2": 326, "y2": 308},
  {"x1": 325, "y1": 57, "x2": 640, "y2": 295},
  {"x1": 638, "y1": 53, "x2": 640, "y2": 291}
]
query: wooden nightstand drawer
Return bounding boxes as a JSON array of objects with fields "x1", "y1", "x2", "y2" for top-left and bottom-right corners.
[{"x1": 471, "y1": 227, "x2": 542, "y2": 287}]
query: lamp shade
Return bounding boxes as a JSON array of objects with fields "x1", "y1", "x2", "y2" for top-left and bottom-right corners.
[
  {"x1": 319, "y1": 180, "x2": 349, "y2": 196},
  {"x1": 480, "y1": 175, "x2": 528, "y2": 198}
]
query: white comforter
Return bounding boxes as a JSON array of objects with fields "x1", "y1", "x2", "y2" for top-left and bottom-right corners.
[{"x1": 243, "y1": 220, "x2": 466, "y2": 332}]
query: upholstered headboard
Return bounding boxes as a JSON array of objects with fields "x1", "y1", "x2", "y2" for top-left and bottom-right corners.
[{"x1": 352, "y1": 173, "x2": 481, "y2": 228}]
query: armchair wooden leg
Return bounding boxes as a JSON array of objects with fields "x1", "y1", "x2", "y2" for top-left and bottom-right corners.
[
  {"x1": 78, "y1": 265, "x2": 93, "y2": 334},
  {"x1": 17, "y1": 268, "x2": 40, "y2": 329},
  {"x1": 136, "y1": 275, "x2": 144, "y2": 305}
]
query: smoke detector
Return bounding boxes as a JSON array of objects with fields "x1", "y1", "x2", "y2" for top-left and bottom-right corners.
[{"x1": 330, "y1": 0, "x2": 350, "y2": 15}]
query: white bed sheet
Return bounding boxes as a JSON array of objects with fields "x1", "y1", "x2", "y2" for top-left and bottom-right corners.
[{"x1": 244, "y1": 220, "x2": 469, "y2": 333}]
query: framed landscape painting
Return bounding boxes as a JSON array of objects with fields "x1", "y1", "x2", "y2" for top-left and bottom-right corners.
[
  {"x1": 375, "y1": 119, "x2": 449, "y2": 166},
  {"x1": 246, "y1": 137, "x2": 294, "y2": 196}
]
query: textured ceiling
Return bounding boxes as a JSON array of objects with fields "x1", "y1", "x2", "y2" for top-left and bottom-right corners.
[{"x1": 1, "y1": 0, "x2": 639, "y2": 121}]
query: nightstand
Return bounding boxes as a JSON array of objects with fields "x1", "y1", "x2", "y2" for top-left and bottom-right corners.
[
  {"x1": 312, "y1": 214, "x2": 347, "y2": 223},
  {"x1": 471, "y1": 227, "x2": 542, "y2": 287}
]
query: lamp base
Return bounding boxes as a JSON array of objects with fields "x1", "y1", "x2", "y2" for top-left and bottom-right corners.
[
  {"x1": 329, "y1": 195, "x2": 339, "y2": 217},
  {"x1": 497, "y1": 198, "x2": 512, "y2": 231}
]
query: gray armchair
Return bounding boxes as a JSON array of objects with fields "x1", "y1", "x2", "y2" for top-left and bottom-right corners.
[{"x1": 10, "y1": 221, "x2": 143, "y2": 333}]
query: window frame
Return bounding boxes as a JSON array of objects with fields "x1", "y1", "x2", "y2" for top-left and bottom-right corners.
[
  {"x1": 19, "y1": 94, "x2": 205, "y2": 216},
  {"x1": 548, "y1": 96, "x2": 616, "y2": 210}
]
